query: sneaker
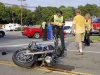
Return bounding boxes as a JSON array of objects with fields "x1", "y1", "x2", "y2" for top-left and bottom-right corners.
[{"x1": 76, "y1": 52, "x2": 83, "y2": 55}]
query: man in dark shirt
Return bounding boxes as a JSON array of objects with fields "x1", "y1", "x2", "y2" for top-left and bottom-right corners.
[{"x1": 51, "y1": 11, "x2": 66, "y2": 56}]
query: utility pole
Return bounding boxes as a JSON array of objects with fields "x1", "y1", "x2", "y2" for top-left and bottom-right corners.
[
  {"x1": 10, "y1": 5, "x2": 15, "y2": 33},
  {"x1": 25, "y1": 3, "x2": 29, "y2": 26},
  {"x1": 12, "y1": 11, "x2": 15, "y2": 32},
  {"x1": 18, "y1": 0, "x2": 26, "y2": 31}
]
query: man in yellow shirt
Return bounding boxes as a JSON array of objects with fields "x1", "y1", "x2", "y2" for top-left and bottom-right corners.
[{"x1": 71, "y1": 9, "x2": 85, "y2": 55}]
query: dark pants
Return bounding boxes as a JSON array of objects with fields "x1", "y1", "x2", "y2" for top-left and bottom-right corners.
[
  {"x1": 42, "y1": 29, "x2": 47, "y2": 41},
  {"x1": 84, "y1": 31, "x2": 90, "y2": 46},
  {"x1": 54, "y1": 27, "x2": 65, "y2": 54}
]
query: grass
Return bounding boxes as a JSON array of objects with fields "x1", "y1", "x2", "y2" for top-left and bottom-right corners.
[
  {"x1": 90, "y1": 36, "x2": 100, "y2": 42},
  {"x1": 65, "y1": 36, "x2": 100, "y2": 42},
  {"x1": 65, "y1": 38, "x2": 75, "y2": 42}
]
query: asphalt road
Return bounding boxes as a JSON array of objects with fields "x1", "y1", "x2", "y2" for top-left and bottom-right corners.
[{"x1": 0, "y1": 31, "x2": 100, "y2": 75}]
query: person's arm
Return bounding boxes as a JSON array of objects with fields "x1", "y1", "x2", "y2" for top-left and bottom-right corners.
[
  {"x1": 50, "y1": 17, "x2": 62, "y2": 26},
  {"x1": 90, "y1": 19, "x2": 93, "y2": 29},
  {"x1": 62, "y1": 18, "x2": 65, "y2": 26},
  {"x1": 86, "y1": 19, "x2": 92, "y2": 33},
  {"x1": 86, "y1": 20, "x2": 89, "y2": 33},
  {"x1": 71, "y1": 24, "x2": 76, "y2": 35},
  {"x1": 71, "y1": 17, "x2": 76, "y2": 35},
  {"x1": 72, "y1": 24, "x2": 75, "y2": 31},
  {"x1": 85, "y1": 20, "x2": 89, "y2": 31},
  {"x1": 50, "y1": 17, "x2": 57, "y2": 25},
  {"x1": 51, "y1": 22, "x2": 58, "y2": 26}
]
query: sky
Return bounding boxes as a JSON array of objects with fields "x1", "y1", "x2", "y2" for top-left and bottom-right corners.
[{"x1": 0, "y1": 0, "x2": 100, "y2": 10}]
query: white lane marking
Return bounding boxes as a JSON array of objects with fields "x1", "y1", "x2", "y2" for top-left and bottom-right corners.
[
  {"x1": 0, "y1": 44, "x2": 28, "y2": 48},
  {"x1": 67, "y1": 49, "x2": 100, "y2": 54},
  {"x1": 0, "y1": 41, "x2": 54, "y2": 48}
]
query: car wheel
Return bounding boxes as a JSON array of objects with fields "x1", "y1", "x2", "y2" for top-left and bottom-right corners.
[
  {"x1": 34, "y1": 32, "x2": 40, "y2": 39},
  {"x1": 0, "y1": 32, "x2": 5, "y2": 37}
]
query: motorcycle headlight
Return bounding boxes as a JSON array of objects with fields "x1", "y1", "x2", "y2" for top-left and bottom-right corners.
[{"x1": 45, "y1": 56, "x2": 52, "y2": 64}]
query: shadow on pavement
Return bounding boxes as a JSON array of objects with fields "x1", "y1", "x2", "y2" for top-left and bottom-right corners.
[
  {"x1": 65, "y1": 42, "x2": 71, "y2": 49},
  {"x1": 46, "y1": 64, "x2": 75, "y2": 71}
]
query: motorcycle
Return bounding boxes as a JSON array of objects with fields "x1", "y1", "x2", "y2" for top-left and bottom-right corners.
[{"x1": 12, "y1": 35, "x2": 63, "y2": 68}]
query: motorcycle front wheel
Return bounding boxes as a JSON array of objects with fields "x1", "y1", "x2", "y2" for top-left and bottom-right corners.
[{"x1": 12, "y1": 49, "x2": 37, "y2": 68}]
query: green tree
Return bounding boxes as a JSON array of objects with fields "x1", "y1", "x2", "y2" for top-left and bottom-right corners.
[
  {"x1": 5, "y1": 5, "x2": 22, "y2": 24},
  {"x1": 0, "y1": 2, "x2": 9, "y2": 23},
  {"x1": 84, "y1": 4, "x2": 99, "y2": 16},
  {"x1": 1, "y1": 2, "x2": 100, "y2": 25},
  {"x1": 78, "y1": 5, "x2": 86, "y2": 16},
  {"x1": 59, "y1": 6, "x2": 74, "y2": 19},
  {"x1": 33, "y1": 6, "x2": 44, "y2": 24},
  {"x1": 47, "y1": 6, "x2": 59, "y2": 14},
  {"x1": 41, "y1": 8, "x2": 53, "y2": 23},
  {"x1": 98, "y1": 6, "x2": 100, "y2": 17}
]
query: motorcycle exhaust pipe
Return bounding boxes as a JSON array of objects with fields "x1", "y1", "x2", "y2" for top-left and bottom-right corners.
[{"x1": 24, "y1": 50, "x2": 54, "y2": 55}]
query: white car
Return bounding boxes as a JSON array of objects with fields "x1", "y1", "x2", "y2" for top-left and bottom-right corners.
[
  {"x1": 2, "y1": 23, "x2": 21, "y2": 31},
  {"x1": 0, "y1": 29, "x2": 9, "y2": 37},
  {"x1": 63, "y1": 26, "x2": 75, "y2": 34},
  {"x1": 63, "y1": 26, "x2": 72, "y2": 34}
]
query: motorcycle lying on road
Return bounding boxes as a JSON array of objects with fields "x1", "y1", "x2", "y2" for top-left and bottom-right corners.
[{"x1": 12, "y1": 35, "x2": 63, "y2": 68}]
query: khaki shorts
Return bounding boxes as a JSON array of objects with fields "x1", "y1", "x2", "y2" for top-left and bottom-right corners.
[{"x1": 75, "y1": 33, "x2": 85, "y2": 42}]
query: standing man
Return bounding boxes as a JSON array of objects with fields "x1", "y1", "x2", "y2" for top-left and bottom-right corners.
[
  {"x1": 50, "y1": 10, "x2": 66, "y2": 56},
  {"x1": 42, "y1": 21, "x2": 47, "y2": 41},
  {"x1": 71, "y1": 9, "x2": 85, "y2": 55}
]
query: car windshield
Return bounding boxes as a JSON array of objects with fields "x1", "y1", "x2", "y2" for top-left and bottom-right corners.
[
  {"x1": 63, "y1": 26, "x2": 71, "y2": 30},
  {"x1": 93, "y1": 19, "x2": 100, "y2": 23},
  {"x1": 29, "y1": 26, "x2": 35, "y2": 28}
]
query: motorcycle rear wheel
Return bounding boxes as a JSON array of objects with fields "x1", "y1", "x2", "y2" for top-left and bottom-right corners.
[{"x1": 12, "y1": 49, "x2": 37, "y2": 68}]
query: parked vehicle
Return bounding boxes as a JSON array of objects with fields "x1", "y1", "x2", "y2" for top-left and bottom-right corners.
[
  {"x1": 22, "y1": 27, "x2": 43, "y2": 39},
  {"x1": 63, "y1": 26, "x2": 75, "y2": 34},
  {"x1": 63, "y1": 26, "x2": 72, "y2": 33},
  {"x1": 63, "y1": 21, "x2": 75, "y2": 34},
  {"x1": 65, "y1": 21, "x2": 72, "y2": 27},
  {"x1": 0, "y1": 29, "x2": 9, "y2": 37},
  {"x1": 91, "y1": 18, "x2": 100, "y2": 35},
  {"x1": 22, "y1": 27, "x2": 66, "y2": 39},
  {"x1": 12, "y1": 35, "x2": 63, "y2": 68},
  {"x1": 2, "y1": 23, "x2": 21, "y2": 31}
]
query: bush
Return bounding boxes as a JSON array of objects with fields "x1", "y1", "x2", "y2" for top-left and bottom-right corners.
[{"x1": 17, "y1": 27, "x2": 23, "y2": 31}]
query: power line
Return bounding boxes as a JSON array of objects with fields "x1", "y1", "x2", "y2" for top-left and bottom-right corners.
[{"x1": 2, "y1": 3, "x2": 36, "y2": 8}]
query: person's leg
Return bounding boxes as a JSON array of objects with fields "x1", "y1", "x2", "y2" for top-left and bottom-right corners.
[
  {"x1": 75, "y1": 33, "x2": 83, "y2": 55},
  {"x1": 42, "y1": 29, "x2": 45, "y2": 41},
  {"x1": 84, "y1": 31, "x2": 87, "y2": 45},
  {"x1": 59, "y1": 28, "x2": 65, "y2": 54},
  {"x1": 78, "y1": 42, "x2": 82, "y2": 53},
  {"x1": 85, "y1": 31, "x2": 88, "y2": 45},
  {"x1": 44, "y1": 29, "x2": 47, "y2": 40},
  {"x1": 54, "y1": 28, "x2": 59, "y2": 39},
  {"x1": 80, "y1": 33, "x2": 85, "y2": 52},
  {"x1": 54, "y1": 28, "x2": 59, "y2": 48},
  {"x1": 87, "y1": 32, "x2": 90, "y2": 46}
]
